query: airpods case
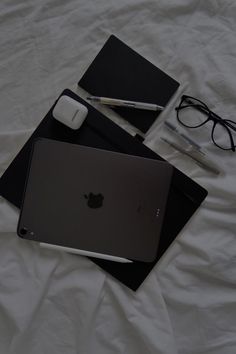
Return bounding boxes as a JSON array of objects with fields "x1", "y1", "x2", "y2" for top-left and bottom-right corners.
[{"x1": 52, "y1": 95, "x2": 88, "y2": 130}]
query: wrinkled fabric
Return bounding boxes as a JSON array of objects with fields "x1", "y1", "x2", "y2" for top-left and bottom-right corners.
[{"x1": 0, "y1": 1, "x2": 236, "y2": 353}]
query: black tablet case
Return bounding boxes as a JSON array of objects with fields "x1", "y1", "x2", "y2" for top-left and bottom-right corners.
[
  {"x1": 0, "y1": 89, "x2": 207, "y2": 291},
  {"x1": 78, "y1": 35, "x2": 180, "y2": 133}
]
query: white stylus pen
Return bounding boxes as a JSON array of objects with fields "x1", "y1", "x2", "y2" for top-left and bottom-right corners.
[
  {"x1": 87, "y1": 96, "x2": 164, "y2": 111},
  {"x1": 39, "y1": 242, "x2": 133, "y2": 263},
  {"x1": 161, "y1": 137, "x2": 220, "y2": 175}
]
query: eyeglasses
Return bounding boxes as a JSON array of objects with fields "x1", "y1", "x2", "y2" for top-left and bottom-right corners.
[{"x1": 175, "y1": 95, "x2": 236, "y2": 152}]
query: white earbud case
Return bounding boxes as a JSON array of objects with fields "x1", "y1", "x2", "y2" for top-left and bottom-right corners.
[{"x1": 53, "y1": 95, "x2": 88, "y2": 130}]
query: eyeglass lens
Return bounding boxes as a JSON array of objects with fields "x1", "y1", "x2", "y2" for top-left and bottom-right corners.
[{"x1": 212, "y1": 121, "x2": 236, "y2": 150}]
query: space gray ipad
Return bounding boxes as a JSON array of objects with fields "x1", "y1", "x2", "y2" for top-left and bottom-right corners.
[{"x1": 17, "y1": 138, "x2": 173, "y2": 263}]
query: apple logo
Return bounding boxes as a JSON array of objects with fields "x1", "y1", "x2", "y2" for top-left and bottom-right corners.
[{"x1": 84, "y1": 193, "x2": 104, "y2": 209}]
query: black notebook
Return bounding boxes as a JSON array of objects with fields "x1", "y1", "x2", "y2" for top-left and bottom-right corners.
[
  {"x1": 78, "y1": 35, "x2": 180, "y2": 133},
  {"x1": 0, "y1": 89, "x2": 207, "y2": 290}
]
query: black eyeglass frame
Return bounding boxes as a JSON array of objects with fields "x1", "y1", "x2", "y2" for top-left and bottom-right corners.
[{"x1": 175, "y1": 95, "x2": 236, "y2": 152}]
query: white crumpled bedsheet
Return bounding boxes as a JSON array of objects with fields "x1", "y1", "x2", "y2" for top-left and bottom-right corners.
[{"x1": 0, "y1": 1, "x2": 236, "y2": 353}]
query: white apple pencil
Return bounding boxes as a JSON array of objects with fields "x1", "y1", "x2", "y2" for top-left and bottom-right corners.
[
  {"x1": 87, "y1": 96, "x2": 164, "y2": 111},
  {"x1": 161, "y1": 137, "x2": 220, "y2": 175},
  {"x1": 39, "y1": 242, "x2": 133, "y2": 263}
]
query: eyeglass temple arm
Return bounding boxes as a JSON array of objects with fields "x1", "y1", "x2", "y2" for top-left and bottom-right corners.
[
  {"x1": 182, "y1": 98, "x2": 236, "y2": 130},
  {"x1": 208, "y1": 110, "x2": 236, "y2": 130},
  {"x1": 224, "y1": 120, "x2": 236, "y2": 132},
  {"x1": 183, "y1": 100, "x2": 236, "y2": 133}
]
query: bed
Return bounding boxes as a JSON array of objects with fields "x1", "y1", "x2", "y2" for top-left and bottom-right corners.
[{"x1": 0, "y1": 1, "x2": 236, "y2": 353}]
